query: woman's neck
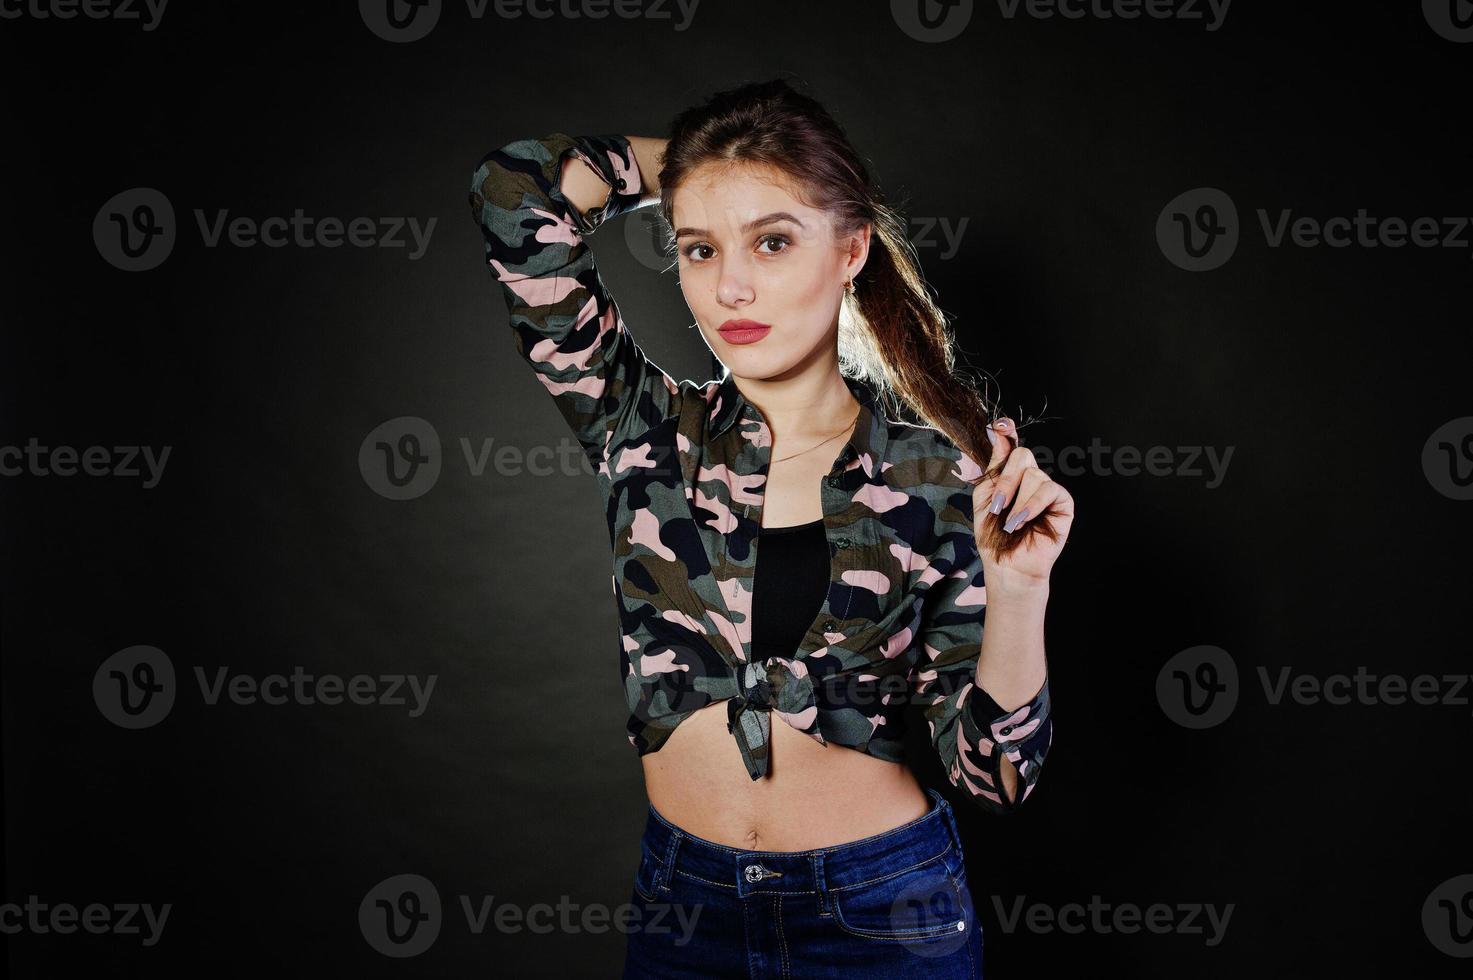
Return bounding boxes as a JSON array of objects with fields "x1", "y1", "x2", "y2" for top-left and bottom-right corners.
[{"x1": 732, "y1": 369, "x2": 860, "y2": 445}]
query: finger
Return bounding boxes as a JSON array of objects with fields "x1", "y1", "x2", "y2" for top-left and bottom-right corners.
[
  {"x1": 1003, "y1": 479, "x2": 1073, "y2": 535},
  {"x1": 983, "y1": 417, "x2": 1018, "y2": 478},
  {"x1": 983, "y1": 445, "x2": 1039, "y2": 519}
]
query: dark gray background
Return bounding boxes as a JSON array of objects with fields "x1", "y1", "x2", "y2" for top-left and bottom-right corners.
[{"x1": 3, "y1": 0, "x2": 1470, "y2": 975}]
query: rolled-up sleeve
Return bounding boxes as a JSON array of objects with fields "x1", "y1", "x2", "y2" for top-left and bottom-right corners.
[
  {"x1": 467, "y1": 132, "x2": 678, "y2": 465},
  {"x1": 911, "y1": 494, "x2": 1053, "y2": 814}
]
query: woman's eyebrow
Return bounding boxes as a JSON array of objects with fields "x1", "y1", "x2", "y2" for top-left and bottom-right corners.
[{"x1": 673, "y1": 211, "x2": 805, "y2": 239}]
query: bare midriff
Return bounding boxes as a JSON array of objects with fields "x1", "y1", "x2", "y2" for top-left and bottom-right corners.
[{"x1": 640, "y1": 704, "x2": 931, "y2": 851}]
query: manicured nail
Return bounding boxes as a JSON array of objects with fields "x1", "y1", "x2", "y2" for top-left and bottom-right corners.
[
  {"x1": 990, "y1": 492, "x2": 1005, "y2": 515},
  {"x1": 1003, "y1": 508, "x2": 1029, "y2": 533}
]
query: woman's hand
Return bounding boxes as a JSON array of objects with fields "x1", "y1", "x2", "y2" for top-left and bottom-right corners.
[{"x1": 971, "y1": 417, "x2": 1075, "y2": 590}]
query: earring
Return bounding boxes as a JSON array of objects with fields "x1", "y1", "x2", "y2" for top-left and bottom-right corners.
[{"x1": 844, "y1": 277, "x2": 854, "y2": 293}]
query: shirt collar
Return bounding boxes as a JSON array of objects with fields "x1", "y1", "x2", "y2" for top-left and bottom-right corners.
[{"x1": 706, "y1": 371, "x2": 890, "y2": 465}]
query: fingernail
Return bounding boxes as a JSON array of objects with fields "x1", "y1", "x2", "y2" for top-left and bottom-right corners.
[
  {"x1": 985, "y1": 428, "x2": 998, "y2": 449},
  {"x1": 990, "y1": 492, "x2": 1005, "y2": 515},
  {"x1": 1003, "y1": 508, "x2": 1029, "y2": 533}
]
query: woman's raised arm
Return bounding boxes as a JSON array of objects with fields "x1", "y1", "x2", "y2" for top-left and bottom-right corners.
[{"x1": 467, "y1": 133, "x2": 679, "y2": 476}]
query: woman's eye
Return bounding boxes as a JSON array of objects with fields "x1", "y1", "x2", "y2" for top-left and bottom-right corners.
[
  {"x1": 757, "y1": 234, "x2": 790, "y2": 255},
  {"x1": 681, "y1": 242, "x2": 714, "y2": 261}
]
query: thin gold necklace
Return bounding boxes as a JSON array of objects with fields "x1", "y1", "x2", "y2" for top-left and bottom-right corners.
[{"x1": 771, "y1": 407, "x2": 862, "y2": 463}]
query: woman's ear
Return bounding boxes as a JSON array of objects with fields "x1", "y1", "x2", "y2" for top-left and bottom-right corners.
[{"x1": 845, "y1": 222, "x2": 872, "y2": 283}]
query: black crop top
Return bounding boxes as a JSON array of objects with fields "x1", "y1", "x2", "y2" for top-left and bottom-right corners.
[{"x1": 751, "y1": 518, "x2": 831, "y2": 661}]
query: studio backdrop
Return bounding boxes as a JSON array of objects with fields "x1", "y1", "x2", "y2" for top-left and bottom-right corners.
[{"x1": 2, "y1": 1, "x2": 1470, "y2": 976}]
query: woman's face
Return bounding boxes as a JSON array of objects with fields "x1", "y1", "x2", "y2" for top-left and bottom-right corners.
[{"x1": 669, "y1": 160, "x2": 868, "y2": 381}]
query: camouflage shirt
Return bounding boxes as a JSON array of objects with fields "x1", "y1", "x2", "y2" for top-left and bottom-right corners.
[{"x1": 467, "y1": 132, "x2": 1053, "y2": 813}]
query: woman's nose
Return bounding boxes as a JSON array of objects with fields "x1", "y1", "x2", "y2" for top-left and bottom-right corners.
[{"x1": 716, "y1": 262, "x2": 755, "y2": 307}]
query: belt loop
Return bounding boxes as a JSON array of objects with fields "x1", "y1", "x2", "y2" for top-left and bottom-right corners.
[
  {"x1": 659, "y1": 830, "x2": 683, "y2": 894},
  {"x1": 935, "y1": 789, "x2": 964, "y2": 855},
  {"x1": 810, "y1": 852, "x2": 829, "y2": 915}
]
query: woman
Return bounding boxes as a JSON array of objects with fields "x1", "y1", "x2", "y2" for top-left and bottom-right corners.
[{"x1": 467, "y1": 78, "x2": 1073, "y2": 978}]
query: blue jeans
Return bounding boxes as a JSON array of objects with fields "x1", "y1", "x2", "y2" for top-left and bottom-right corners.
[{"x1": 622, "y1": 787, "x2": 983, "y2": 978}]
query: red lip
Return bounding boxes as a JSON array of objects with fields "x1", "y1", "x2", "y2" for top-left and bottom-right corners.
[{"x1": 717, "y1": 319, "x2": 772, "y2": 345}]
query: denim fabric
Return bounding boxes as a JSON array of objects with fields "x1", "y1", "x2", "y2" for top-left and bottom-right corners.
[{"x1": 622, "y1": 788, "x2": 982, "y2": 978}]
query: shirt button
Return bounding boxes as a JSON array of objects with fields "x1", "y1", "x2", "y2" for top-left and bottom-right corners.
[
  {"x1": 1000, "y1": 725, "x2": 1015, "y2": 735},
  {"x1": 835, "y1": 538, "x2": 852, "y2": 550},
  {"x1": 821, "y1": 619, "x2": 838, "y2": 633},
  {"x1": 826, "y1": 475, "x2": 842, "y2": 488},
  {"x1": 615, "y1": 177, "x2": 627, "y2": 190}
]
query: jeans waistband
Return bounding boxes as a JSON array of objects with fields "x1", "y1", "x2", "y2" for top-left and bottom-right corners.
[{"x1": 640, "y1": 787, "x2": 963, "y2": 901}]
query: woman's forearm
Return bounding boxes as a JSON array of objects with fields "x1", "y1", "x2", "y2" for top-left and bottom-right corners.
[
  {"x1": 974, "y1": 576, "x2": 1050, "y2": 802},
  {"x1": 626, "y1": 135, "x2": 667, "y2": 201},
  {"x1": 561, "y1": 135, "x2": 666, "y2": 216},
  {"x1": 975, "y1": 576, "x2": 1050, "y2": 709}
]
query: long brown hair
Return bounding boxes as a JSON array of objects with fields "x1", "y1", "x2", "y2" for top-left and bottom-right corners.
[{"x1": 657, "y1": 76, "x2": 1057, "y2": 559}]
